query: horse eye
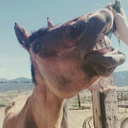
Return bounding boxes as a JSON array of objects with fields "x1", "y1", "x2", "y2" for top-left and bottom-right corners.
[{"x1": 33, "y1": 44, "x2": 42, "y2": 54}]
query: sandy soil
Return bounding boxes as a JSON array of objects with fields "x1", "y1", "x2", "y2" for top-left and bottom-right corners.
[
  {"x1": 0, "y1": 107, "x2": 128, "y2": 128},
  {"x1": 0, "y1": 88, "x2": 128, "y2": 128},
  {"x1": 68, "y1": 109, "x2": 93, "y2": 128},
  {"x1": 0, "y1": 107, "x2": 93, "y2": 128},
  {"x1": 0, "y1": 107, "x2": 5, "y2": 128}
]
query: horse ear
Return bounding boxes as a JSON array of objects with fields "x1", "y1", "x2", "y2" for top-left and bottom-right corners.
[
  {"x1": 47, "y1": 17, "x2": 54, "y2": 28},
  {"x1": 14, "y1": 23, "x2": 30, "y2": 50}
]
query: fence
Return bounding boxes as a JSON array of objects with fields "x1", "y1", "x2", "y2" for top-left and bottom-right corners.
[
  {"x1": 66, "y1": 89, "x2": 128, "y2": 128},
  {"x1": 68, "y1": 90, "x2": 93, "y2": 128},
  {"x1": 117, "y1": 90, "x2": 128, "y2": 124}
]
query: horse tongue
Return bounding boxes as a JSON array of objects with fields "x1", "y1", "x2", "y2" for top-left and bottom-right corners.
[{"x1": 96, "y1": 47, "x2": 111, "y2": 54}]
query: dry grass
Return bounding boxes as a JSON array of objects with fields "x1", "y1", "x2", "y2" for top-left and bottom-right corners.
[{"x1": 0, "y1": 90, "x2": 32, "y2": 107}]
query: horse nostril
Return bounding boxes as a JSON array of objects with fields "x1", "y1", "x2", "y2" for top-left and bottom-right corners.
[{"x1": 99, "y1": 9, "x2": 113, "y2": 23}]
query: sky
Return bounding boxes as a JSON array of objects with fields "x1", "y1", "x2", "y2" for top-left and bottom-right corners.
[{"x1": 0, "y1": 0, "x2": 128, "y2": 79}]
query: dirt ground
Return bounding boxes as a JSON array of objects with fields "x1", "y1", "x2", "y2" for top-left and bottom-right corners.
[
  {"x1": 0, "y1": 89, "x2": 128, "y2": 128},
  {"x1": 0, "y1": 107, "x2": 93, "y2": 128},
  {"x1": 68, "y1": 109, "x2": 93, "y2": 128},
  {"x1": 0, "y1": 107, "x2": 5, "y2": 128},
  {"x1": 0, "y1": 107, "x2": 128, "y2": 128}
]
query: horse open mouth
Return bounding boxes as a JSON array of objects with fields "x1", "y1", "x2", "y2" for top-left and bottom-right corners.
[
  {"x1": 65, "y1": 8, "x2": 125, "y2": 76},
  {"x1": 78, "y1": 9, "x2": 126, "y2": 76},
  {"x1": 84, "y1": 25, "x2": 126, "y2": 76}
]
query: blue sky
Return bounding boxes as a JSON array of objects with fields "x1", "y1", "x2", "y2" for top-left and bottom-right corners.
[{"x1": 0, "y1": 0, "x2": 128, "y2": 79}]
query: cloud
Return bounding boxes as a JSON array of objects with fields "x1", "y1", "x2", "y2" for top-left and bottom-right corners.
[
  {"x1": 0, "y1": 68, "x2": 7, "y2": 73},
  {"x1": 10, "y1": 73, "x2": 18, "y2": 76}
]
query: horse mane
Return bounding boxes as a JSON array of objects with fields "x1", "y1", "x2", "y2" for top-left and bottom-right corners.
[{"x1": 29, "y1": 28, "x2": 49, "y2": 43}]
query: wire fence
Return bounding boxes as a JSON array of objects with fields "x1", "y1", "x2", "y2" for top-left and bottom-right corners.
[
  {"x1": 117, "y1": 90, "x2": 128, "y2": 126},
  {"x1": 67, "y1": 89, "x2": 128, "y2": 128},
  {"x1": 67, "y1": 90, "x2": 94, "y2": 128}
]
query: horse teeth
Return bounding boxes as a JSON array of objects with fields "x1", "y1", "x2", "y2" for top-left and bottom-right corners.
[
  {"x1": 93, "y1": 47, "x2": 97, "y2": 50},
  {"x1": 96, "y1": 43, "x2": 102, "y2": 50},
  {"x1": 93, "y1": 37, "x2": 111, "y2": 51},
  {"x1": 105, "y1": 42, "x2": 107, "y2": 47}
]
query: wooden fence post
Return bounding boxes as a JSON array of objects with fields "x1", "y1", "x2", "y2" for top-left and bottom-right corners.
[
  {"x1": 92, "y1": 91, "x2": 102, "y2": 128},
  {"x1": 78, "y1": 93, "x2": 81, "y2": 109},
  {"x1": 91, "y1": 74, "x2": 120, "y2": 128}
]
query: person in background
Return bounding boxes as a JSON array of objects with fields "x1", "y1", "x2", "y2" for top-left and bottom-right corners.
[{"x1": 107, "y1": 4, "x2": 128, "y2": 45}]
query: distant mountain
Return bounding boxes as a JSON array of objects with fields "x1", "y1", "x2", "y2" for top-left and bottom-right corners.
[
  {"x1": 0, "y1": 83, "x2": 34, "y2": 91},
  {"x1": 0, "y1": 71, "x2": 128, "y2": 91},
  {"x1": 114, "y1": 71, "x2": 128, "y2": 87},
  {"x1": 0, "y1": 77, "x2": 33, "y2": 91},
  {"x1": 10, "y1": 77, "x2": 32, "y2": 83},
  {"x1": 0, "y1": 77, "x2": 32, "y2": 83},
  {"x1": 0, "y1": 78, "x2": 8, "y2": 82}
]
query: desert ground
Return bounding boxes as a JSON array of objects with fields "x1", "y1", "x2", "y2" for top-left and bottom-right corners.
[
  {"x1": 1, "y1": 106, "x2": 128, "y2": 128},
  {"x1": 0, "y1": 88, "x2": 128, "y2": 128},
  {"x1": 0, "y1": 107, "x2": 4, "y2": 128}
]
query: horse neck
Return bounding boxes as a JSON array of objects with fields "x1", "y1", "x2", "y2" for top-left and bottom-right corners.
[{"x1": 28, "y1": 81, "x2": 65, "y2": 128}]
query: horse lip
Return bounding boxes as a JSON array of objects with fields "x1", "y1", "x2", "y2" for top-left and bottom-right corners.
[{"x1": 84, "y1": 47, "x2": 126, "y2": 68}]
